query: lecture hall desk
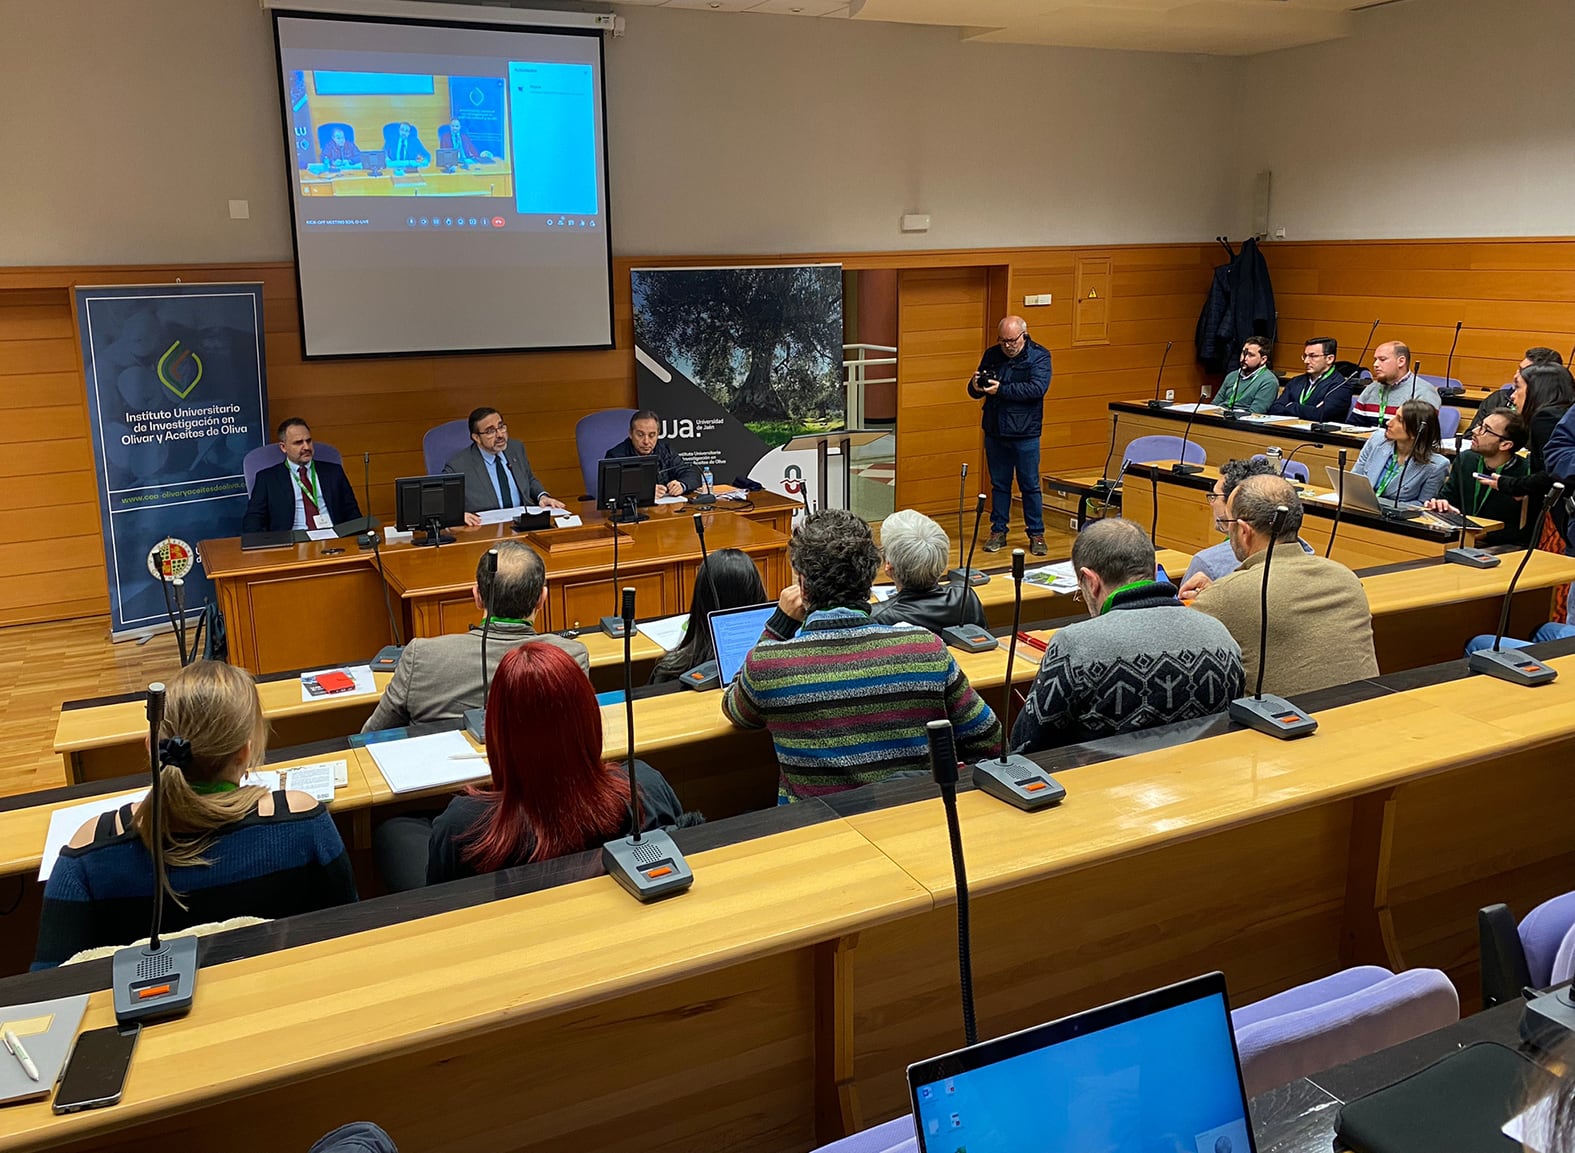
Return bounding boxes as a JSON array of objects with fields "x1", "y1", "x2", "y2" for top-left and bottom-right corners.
[
  {"x1": 201, "y1": 495, "x2": 798, "y2": 676},
  {"x1": 5, "y1": 652, "x2": 1575, "y2": 1152}
]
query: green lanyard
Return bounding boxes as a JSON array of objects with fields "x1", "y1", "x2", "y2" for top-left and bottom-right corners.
[
  {"x1": 291, "y1": 461, "x2": 324, "y2": 508},
  {"x1": 1301, "y1": 367, "x2": 1332, "y2": 406},
  {"x1": 1100, "y1": 579, "x2": 1157, "y2": 616},
  {"x1": 191, "y1": 780, "x2": 239, "y2": 795},
  {"x1": 1376, "y1": 451, "x2": 1402, "y2": 497},
  {"x1": 486, "y1": 616, "x2": 526, "y2": 626},
  {"x1": 1226, "y1": 367, "x2": 1265, "y2": 407}
]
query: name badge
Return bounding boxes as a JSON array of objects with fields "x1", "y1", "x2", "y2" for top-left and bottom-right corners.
[{"x1": 312, "y1": 513, "x2": 333, "y2": 531}]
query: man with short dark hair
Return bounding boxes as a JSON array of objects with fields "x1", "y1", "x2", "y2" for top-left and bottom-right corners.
[
  {"x1": 1470, "y1": 346, "x2": 1565, "y2": 428},
  {"x1": 1180, "y1": 457, "x2": 1316, "y2": 588},
  {"x1": 1425, "y1": 409, "x2": 1532, "y2": 546},
  {"x1": 1268, "y1": 337, "x2": 1353, "y2": 423},
  {"x1": 722, "y1": 508, "x2": 1001, "y2": 801},
  {"x1": 1350, "y1": 341, "x2": 1441, "y2": 426},
  {"x1": 1216, "y1": 337, "x2": 1277, "y2": 414},
  {"x1": 1011, "y1": 518, "x2": 1242, "y2": 753},
  {"x1": 444, "y1": 406, "x2": 564, "y2": 526},
  {"x1": 362, "y1": 540, "x2": 589, "y2": 732},
  {"x1": 1188, "y1": 476, "x2": 1378, "y2": 697},
  {"x1": 604, "y1": 409, "x2": 701, "y2": 499},
  {"x1": 241, "y1": 417, "x2": 362, "y2": 533},
  {"x1": 970, "y1": 315, "x2": 1053, "y2": 556}
]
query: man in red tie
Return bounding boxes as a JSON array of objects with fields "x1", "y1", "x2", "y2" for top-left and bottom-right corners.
[{"x1": 242, "y1": 417, "x2": 363, "y2": 533}]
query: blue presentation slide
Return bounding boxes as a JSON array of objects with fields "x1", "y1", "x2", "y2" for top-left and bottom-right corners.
[{"x1": 508, "y1": 60, "x2": 599, "y2": 218}]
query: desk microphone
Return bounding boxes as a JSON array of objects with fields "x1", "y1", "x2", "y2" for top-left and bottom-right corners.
[
  {"x1": 356, "y1": 450, "x2": 378, "y2": 549},
  {"x1": 1443, "y1": 320, "x2": 1463, "y2": 399},
  {"x1": 943, "y1": 496, "x2": 998, "y2": 653},
  {"x1": 171, "y1": 577, "x2": 190, "y2": 667},
  {"x1": 1278, "y1": 442, "x2": 1324, "y2": 487},
  {"x1": 926, "y1": 719, "x2": 978, "y2": 1047},
  {"x1": 602, "y1": 586, "x2": 694, "y2": 901},
  {"x1": 463, "y1": 548, "x2": 499, "y2": 742},
  {"x1": 1093, "y1": 410, "x2": 1123, "y2": 494},
  {"x1": 948, "y1": 488, "x2": 990, "y2": 587},
  {"x1": 1467, "y1": 483, "x2": 1563, "y2": 686},
  {"x1": 680, "y1": 514, "x2": 723, "y2": 692},
  {"x1": 973, "y1": 549, "x2": 1066, "y2": 811},
  {"x1": 1171, "y1": 392, "x2": 1206, "y2": 476},
  {"x1": 1443, "y1": 476, "x2": 1501, "y2": 569},
  {"x1": 1326, "y1": 447, "x2": 1348, "y2": 558},
  {"x1": 1146, "y1": 341, "x2": 1175, "y2": 409},
  {"x1": 600, "y1": 514, "x2": 628, "y2": 639},
  {"x1": 1227, "y1": 506, "x2": 1318, "y2": 739},
  {"x1": 112, "y1": 684, "x2": 198, "y2": 1024}
]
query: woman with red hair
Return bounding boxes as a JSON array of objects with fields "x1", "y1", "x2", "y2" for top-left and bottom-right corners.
[{"x1": 425, "y1": 642, "x2": 695, "y2": 884}]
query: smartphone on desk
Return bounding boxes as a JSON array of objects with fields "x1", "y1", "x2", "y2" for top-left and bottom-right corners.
[{"x1": 53, "y1": 1023, "x2": 139, "y2": 1114}]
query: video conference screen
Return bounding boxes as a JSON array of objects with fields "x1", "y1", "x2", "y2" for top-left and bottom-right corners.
[{"x1": 272, "y1": 13, "x2": 613, "y2": 357}]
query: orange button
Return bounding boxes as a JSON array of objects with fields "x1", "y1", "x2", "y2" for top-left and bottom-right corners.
[
  {"x1": 138, "y1": 984, "x2": 171, "y2": 999},
  {"x1": 1527, "y1": 665, "x2": 1544, "y2": 672},
  {"x1": 1283, "y1": 715, "x2": 1303, "y2": 722},
  {"x1": 1024, "y1": 781, "x2": 1046, "y2": 792},
  {"x1": 644, "y1": 866, "x2": 672, "y2": 879}
]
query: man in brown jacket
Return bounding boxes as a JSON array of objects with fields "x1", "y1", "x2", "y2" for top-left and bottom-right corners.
[{"x1": 1185, "y1": 475, "x2": 1379, "y2": 698}]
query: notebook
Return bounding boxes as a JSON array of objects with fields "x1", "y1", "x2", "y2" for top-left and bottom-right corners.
[
  {"x1": 0, "y1": 995, "x2": 89, "y2": 1105},
  {"x1": 706, "y1": 602, "x2": 777, "y2": 688},
  {"x1": 907, "y1": 972, "x2": 1256, "y2": 1153}
]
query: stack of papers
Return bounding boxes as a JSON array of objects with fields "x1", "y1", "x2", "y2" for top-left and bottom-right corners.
[
  {"x1": 1237, "y1": 413, "x2": 1298, "y2": 423},
  {"x1": 475, "y1": 506, "x2": 582, "y2": 526},
  {"x1": 367, "y1": 730, "x2": 489, "y2": 795},
  {"x1": 871, "y1": 585, "x2": 899, "y2": 603},
  {"x1": 242, "y1": 759, "x2": 348, "y2": 802},
  {"x1": 636, "y1": 613, "x2": 690, "y2": 651},
  {"x1": 1023, "y1": 561, "x2": 1079, "y2": 593},
  {"x1": 1168, "y1": 402, "x2": 1222, "y2": 414},
  {"x1": 301, "y1": 665, "x2": 377, "y2": 702}
]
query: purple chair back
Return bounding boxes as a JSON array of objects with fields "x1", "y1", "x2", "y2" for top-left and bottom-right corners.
[
  {"x1": 1519, "y1": 890, "x2": 1575, "y2": 987},
  {"x1": 576, "y1": 408, "x2": 639, "y2": 497},
  {"x1": 1419, "y1": 372, "x2": 1464, "y2": 397},
  {"x1": 1249, "y1": 453, "x2": 1310, "y2": 484},
  {"x1": 243, "y1": 441, "x2": 343, "y2": 495},
  {"x1": 1435, "y1": 404, "x2": 1461, "y2": 440},
  {"x1": 423, "y1": 420, "x2": 472, "y2": 476},
  {"x1": 808, "y1": 1115, "x2": 916, "y2": 1153},
  {"x1": 1121, "y1": 435, "x2": 1206, "y2": 472},
  {"x1": 1231, "y1": 967, "x2": 1458, "y2": 1097}
]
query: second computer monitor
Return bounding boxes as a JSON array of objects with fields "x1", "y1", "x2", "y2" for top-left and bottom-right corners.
[
  {"x1": 395, "y1": 473, "x2": 467, "y2": 545},
  {"x1": 598, "y1": 455, "x2": 660, "y2": 523}
]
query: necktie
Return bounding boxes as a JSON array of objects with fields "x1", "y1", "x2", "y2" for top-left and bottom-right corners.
[
  {"x1": 298, "y1": 465, "x2": 320, "y2": 524},
  {"x1": 494, "y1": 455, "x2": 513, "y2": 508}
]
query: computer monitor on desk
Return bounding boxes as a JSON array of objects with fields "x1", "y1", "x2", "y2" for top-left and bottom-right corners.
[
  {"x1": 598, "y1": 456, "x2": 660, "y2": 524},
  {"x1": 395, "y1": 474, "x2": 467, "y2": 546}
]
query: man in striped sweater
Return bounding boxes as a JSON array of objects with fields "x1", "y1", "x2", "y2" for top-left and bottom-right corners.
[{"x1": 722, "y1": 508, "x2": 1002, "y2": 802}]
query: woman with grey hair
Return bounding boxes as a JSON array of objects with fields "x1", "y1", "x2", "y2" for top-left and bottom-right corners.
[{"x1": 871, "y1": 509, "x2": 987, "y2": 635}]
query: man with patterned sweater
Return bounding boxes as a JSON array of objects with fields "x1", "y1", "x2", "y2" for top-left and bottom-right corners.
[
  {"x1": 1012, "y1": 518, "x2": 1244, "y2": 753},
  {"x1": 722, "y1": 508, "x2": 1001, "y2": 803}
]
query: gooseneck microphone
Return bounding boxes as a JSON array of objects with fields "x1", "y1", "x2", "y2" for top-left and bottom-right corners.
[
  {"x1": 1353, "y1": 319, "x2": 1380, "y2": 379},
  {"x1": 1227, "y1": 506, "x2": 1318, "y2": 739},
  {"x1": 1171, "y1": 391, "x2": 1207, "y2": 476},
  {"x1": 112, "y1": 684, "x2": 198, "y2": 1024},
  {"x1": 463, "y1": 548, "x2": 499, "y2": 742},
  {"x1": 602, "y1": 586, "x2": 694, "y2": 901},
  {"x1": 679, "y1": 514, "x2": 724, "y2": 691},
  {"x1": 1443, "y1": 320, "x2": 1463, "y2": 399},
  {"x1": 1146, "y1": 340, "x2": 1175, "y2": 409},
  {"x1": 1468, "y1": 483, "x2": 1564, "y2": 686},
  {"x1": 926, "y1": 719, "x2": 978, "y2": 1047},
  {"x1": 948, "y1": 489, "x2": 991, "y2": 587},
  {"x1": 1326, "y1": 447, "x2": 1348, "y2": 558},
  {"x1": 943, "y1": 496, "x2": 998, "y2": 653},
  {"x1": 1094, "y1": 411, "x2": 1122, "y2": 494},
  {"x1": 1278, "y1": 442, "x2": 1324, "y2": 486},
  {"x1": 599, "y1": 513, "x2": 627, "y2": 638},
  {"x1": 972, "y1": 549, "x2": 1066, "y2": 811}
]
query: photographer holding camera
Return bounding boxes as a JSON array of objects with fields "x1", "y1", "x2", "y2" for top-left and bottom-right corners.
[{"x1": 968, "y1": 314, "x2": 1054, "y2": 555}]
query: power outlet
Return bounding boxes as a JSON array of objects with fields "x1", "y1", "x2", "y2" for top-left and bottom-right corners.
[{"x1": 1165, "y1": 389, "x2": 1175, "y2": 401}]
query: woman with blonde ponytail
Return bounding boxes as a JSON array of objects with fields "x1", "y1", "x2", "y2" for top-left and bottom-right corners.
[{"x1": 34, "y1": 661, "x2": 357, "y2": 969}]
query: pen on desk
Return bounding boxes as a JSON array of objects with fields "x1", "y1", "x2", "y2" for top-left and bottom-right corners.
[
  {"x1": 3, "y1": 1027, "x2": 39, "y2": 1081},
  {"x1": 448, "y1": 753, "x2": 487, "y2": 761},
  {"x1": 1014, "y1": 631, "x2": 1049, "y2": 653}
]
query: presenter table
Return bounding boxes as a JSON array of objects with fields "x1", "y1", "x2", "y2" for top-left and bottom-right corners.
[
  {"x1": 202, "y1": 496, "x2": 798, "y2": 676},
  {"x1": 6, "y1": 651, "x2": 1575, "y2": 1153},
  {"x1": 298, "y1": 168, "x2": 515, "y2": 198}
]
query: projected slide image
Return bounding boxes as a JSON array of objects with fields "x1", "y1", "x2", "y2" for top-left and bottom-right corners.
[{"x1": 291, "y1": 71, "x2": 513, "y2": 200}]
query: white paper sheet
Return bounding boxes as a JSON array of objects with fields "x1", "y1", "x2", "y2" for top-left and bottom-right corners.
[
  {"x1": 39, "y1": 791, "x2": 144, "y2": 881},
  {"x1": 636, "y1": 613, "x2": 690, "y2": 651},
  {"x1": 1505, "y1": 1094, "x2": 1552, "y2": 1153},
  {"x1": 477, "y1": 506, "x2": 582, "y2": 526},
  {"x1": 1023, "y1": 561, "x2": 1079, "y2": 593},
  {"x1": 553, "y1": 514, "x2": 584, "y2": 528},
  {"x1": 305, "y1": 528, "x2": 338, "y2": 541},
  {"x1": 242, "y1": 759, "x2": 346, "y2": 802},
  {"x1": 871, "y1": 585, "x2": 898, "y2": 603},
  {"x1": 655, "y1": 495, "x2": 687, "y2": 505},
  {"x1": 367, "y1": 730, "x2": 489, "y2": 795},
  {"x1": 1167, "y1": 403, "x2": 1222, "y2": 414},
  {"x1": 1237, "y1": 413, "x2": 1299, "y2": 423},
  {"x1": 474, "y1": 506, "x2": 524, "y2": 525},
  {"x1": 300, "y1": 665, "x2": 377, "y2": 702}
]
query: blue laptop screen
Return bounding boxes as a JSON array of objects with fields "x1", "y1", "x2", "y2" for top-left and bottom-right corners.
[
  {"x1": 911, "y1": 990, "x2": 1252, "y2": 1153},
  {"x1": 708, "y1": 603, "x2": 776, "y2": 688}
]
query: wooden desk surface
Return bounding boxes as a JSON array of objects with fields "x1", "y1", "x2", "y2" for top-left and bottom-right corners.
[
  {"x1": 0, "y1": 819, "x2": 931, "y2": 1153},
  {"x1": 845, "y1": 653, "x2": 1575, "y2": 901}
]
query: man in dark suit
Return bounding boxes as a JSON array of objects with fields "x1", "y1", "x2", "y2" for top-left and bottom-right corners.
[
  {"x1": 443, "y1": 406, "x2": 566, "y2": 526},
  {"x1": 242, "y1": 417, "x2": 361, "y2": 533},
  {"x1": 604, "y1": 409, "x2": 701, "y2": 499},
  {"x1": 1266, "y1": 336, "x2": 1354, "y2": 424}
]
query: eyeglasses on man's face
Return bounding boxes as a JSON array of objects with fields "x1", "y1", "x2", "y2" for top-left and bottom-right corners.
[{"x1": 476, "y1": 421, "x2": 507, "y2": 438}]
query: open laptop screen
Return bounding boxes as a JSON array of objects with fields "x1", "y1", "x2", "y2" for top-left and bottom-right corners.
[
  {"x1": 707, "y1": 602, "x2": 776, "y2": 688},
  {"x1": 908, "y1": 973, "x2": 1255, "y2": 1153}
]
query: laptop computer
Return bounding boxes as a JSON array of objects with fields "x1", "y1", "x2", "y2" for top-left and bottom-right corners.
[
  {"x1": 706, "y1": 602, "x2": 777, "y2": 688},
  {"x1": 907, "y1": 972, "x2": 1257, "y2": 1153},
  {"x1": 1323, "y1": 466, "x2": 1422, "y2": 521}
]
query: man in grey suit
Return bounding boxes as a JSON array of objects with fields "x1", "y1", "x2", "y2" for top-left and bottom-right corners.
[
  {"x1": 444, "y1": 406, "x2": 567, "y2": 526},
  {"x1": 361, "y1": 540, "x2": 590, "y2": 732}
]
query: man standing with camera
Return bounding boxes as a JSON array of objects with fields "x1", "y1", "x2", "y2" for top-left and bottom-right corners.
[{"x1": 969, "y1": 315, "x2": 1053, "y2": 555}]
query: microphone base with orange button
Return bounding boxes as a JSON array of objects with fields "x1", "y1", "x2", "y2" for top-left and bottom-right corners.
[
  {"x1": 1469, "y1": 646, "x2": 1558, "y2": 687},
  {"x1": 1228, "y1": 693, "x2": 1318, "y2": 739},
  {"x1": 602, "y1": 829, "x2": 694, "y2": 902},
  {"x1": 974, "y1": 755, "x2": 1066, "y2": 812},
  {"x1": 112, "y1": 935, "x2": 197, "y2": 1026}
]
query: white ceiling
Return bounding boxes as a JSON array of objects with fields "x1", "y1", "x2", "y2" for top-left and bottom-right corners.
[{"x1": 614, "y1": 0, "x2": 1409, "y2": 56}]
